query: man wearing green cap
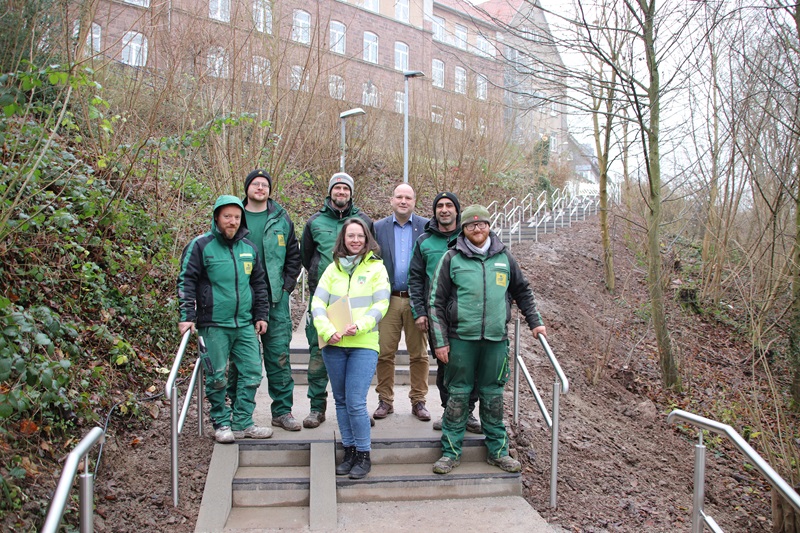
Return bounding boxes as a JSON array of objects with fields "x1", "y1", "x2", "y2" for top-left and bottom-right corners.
[
  {"x1": 178, "y1": 195, "x2": 272, "y2": 443},
  {"x1": 428, "y1": 204, "x2": 546, "y2": 474}
]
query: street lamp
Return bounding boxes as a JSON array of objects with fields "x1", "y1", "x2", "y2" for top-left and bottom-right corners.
[
  {"x1": 403, "y1": 70, "x2": 424, "y2": 183},
  {"x1": 339, "y1": 107, "x2": 366, "y2": 172}
]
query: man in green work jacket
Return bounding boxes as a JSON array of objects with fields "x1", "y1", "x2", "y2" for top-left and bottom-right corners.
[
  {"x1": 178, "y1": 195, "x2": 272, "y2": 443},
  {"x1": 428, "y1": 204, "x2": 546, "y2": 474}
]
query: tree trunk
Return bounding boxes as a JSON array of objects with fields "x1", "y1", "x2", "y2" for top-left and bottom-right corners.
[
  {"x1": 773, "y1": 487, "x2": 800, "y2": 533},
  {"x1": 789, "y1": 184, "x2": 800, "y2": 405}
]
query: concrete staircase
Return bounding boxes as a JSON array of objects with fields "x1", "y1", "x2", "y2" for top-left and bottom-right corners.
[{"x1": 194, "y1": 324, "x2": 554, "y2": 532}]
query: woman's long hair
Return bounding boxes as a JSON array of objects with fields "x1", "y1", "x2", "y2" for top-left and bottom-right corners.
[{"x1": 333, "y1": 218, "x2": 380, "y2": 264}]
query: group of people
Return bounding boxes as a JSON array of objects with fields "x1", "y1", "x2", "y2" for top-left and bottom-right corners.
[{"x1": 177, "y1": 169, "x2": 546, "y2": 480}]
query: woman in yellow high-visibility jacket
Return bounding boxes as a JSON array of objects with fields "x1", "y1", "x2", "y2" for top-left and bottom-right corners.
[{"x1": 311, "y1": 218, "x2": 390, "y2": 479}]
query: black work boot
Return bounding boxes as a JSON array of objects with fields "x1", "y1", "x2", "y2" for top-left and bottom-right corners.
[
  {"x1": 336, "y1": 446, "x2": 357, "y2": 476},
  {"x1": 348, "y1": 451, "x2": 371, "y2": 479}
]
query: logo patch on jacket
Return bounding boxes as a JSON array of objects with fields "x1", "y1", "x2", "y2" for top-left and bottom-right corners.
[
  {"x1": 277, "y1": 234, "x2": 285, "y2": 246},
  {"x1": 244, "y1": 262, "x2": 253, "y2": 275},
  {"x1": 496, "y1": 272, "x2": 507, "y2": 287},
  {"x1": 357, "y1": 276, "x2": 367, "y2": 285}
]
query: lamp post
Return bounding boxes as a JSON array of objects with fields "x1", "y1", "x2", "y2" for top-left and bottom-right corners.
[
  {"x1": 403, "y1": 70, "x2": 424, "y2": 183},
  {"x1": 339, "y1": 107, "x2": 366, "y2": 172}
]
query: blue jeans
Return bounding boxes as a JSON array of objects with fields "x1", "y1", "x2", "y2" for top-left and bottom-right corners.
[{"x1": 322, "y1": 346, "x2": 378, "y2": 452}]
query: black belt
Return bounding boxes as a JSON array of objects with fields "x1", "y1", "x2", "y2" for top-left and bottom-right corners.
[{"x1": 391, "y1": 290, "x2": 410, "y2": 298}]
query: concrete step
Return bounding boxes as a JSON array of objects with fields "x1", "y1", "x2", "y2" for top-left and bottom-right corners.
[{"x1": 225, "y1": 505, "x2": 309, "y2": 531}]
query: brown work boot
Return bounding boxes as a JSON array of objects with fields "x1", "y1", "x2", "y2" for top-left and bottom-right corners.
[
  {"x1": 487, "y1": 455, "x2": 521, "y2": 473},
  {"x1": 466, "y1": 413, "x2": 483, "y2": 434},
  {"x1": 373, "y1": 401, "x2": 393, "y2": 419},
  {"x1": 432, "y1": 456, "x2": 460, "y2": 474},
  {"x1": 303, "y1": 411, "x2": 326, "y2": 428},
  {"x1": 272, "y1": 413, "x2": 302, "y2": 431},
  {"x1": 412, "y1": 401, "x2": 431, "y2": 421}
]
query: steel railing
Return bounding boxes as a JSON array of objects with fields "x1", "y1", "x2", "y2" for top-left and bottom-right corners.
[
  {"x1": 42, "y1": 426, "x2": 105, "y2": 533},
  {"x1": 511, "y1": 317, "x2": 569, "y2": 508},
  {"x1": 667, "y1": 409, "x2": 800, "y2": 533},
  {"x1": 166, "y1": 330, "x2": 206, "y2": 507}
]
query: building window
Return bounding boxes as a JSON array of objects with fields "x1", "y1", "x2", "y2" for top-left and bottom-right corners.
[
  {"x1": 454, "y1": 112, "x2": 465, "y2": 130},
  {"x1": 364, "y1": 0, "x2": 379, "y2": 13},
  {"x1": 121, "y1": 32, "x2": 147, "y2": 67},
  {"x1": 363, "y1": 32, "x2": 378, "y2": 64},
  {"x1": 431, "y1": 105, "x2": 444, "y2": 124},
  {"x1": 432, "y1": 59, "x2": 444, "y2": 88},
  {"x1": 362, "y1": 81, "x2": 379, "y2": 107},
  {"x1": 394, "y1": 91, "x2": 405, "y2": 113},
  {"x1": 395, "y1": 0, "x2": 409, "y2": 22},
  {"x1": 550, "y1": 101, "x2": 559, "y2": 116},
  {"x1": 74, "y1": 21, "x2": 102, "y2": 54},
  {"x1": 432, "y1": 15, "x2": 445, "y2": 42},
  {"x1": 394, "y1": 42, "x2": 408, "y2": 71},
  {"x1": 475, "y1": 35, "x2": 492, "y2": 57},
  {"x1": 454, "y1": 67, "x2": 466, "y2": 94},
  {"x1": 209, "y1": 0, "x2": 230, "y2": 22},
  {"x1": 253, "y1": 0, "x2": 272, "y2": 33},
  {"x1": 251, "y1": 56, "x2": 270, "y2": 84},
  {"x1": 454, "y1": 24, "x2": 467, "y2": 50},
  {"x1": 207, "y1": 47, "x2": 229, "y2": 78},
  {"x1": 550, "y1": 133, "x2": 558, "y2": 151},
  {"x1": 292, "y1": 10, "x2": 311, "y2": 44},
  {"x1": 329, "y1": 75, "x2": 345, "y2": 100},
  {"x1": 476, "y1": 74, "x2": 487, "y2": 100},
  {"x1": 123, "y1": 0, "x2": 149, "y2": 6},
  {"x1": 478, "y1": 117, "x2": 486, "y2": 136},
  {"x1": 330, "y1": 21, "x2": 346, "y2": 54},
  {"x1": 291, "y1": 66, "x2": 309, "y2": 91}
]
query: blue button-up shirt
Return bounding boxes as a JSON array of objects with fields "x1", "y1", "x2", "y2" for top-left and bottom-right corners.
[{"x1": 392, "y1": 214, "x2": 414, "y2": 291}]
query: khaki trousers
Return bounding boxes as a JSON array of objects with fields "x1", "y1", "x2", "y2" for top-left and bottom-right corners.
[{"x1": 376, "y1": 295, "x2": 430, "y2": 404}]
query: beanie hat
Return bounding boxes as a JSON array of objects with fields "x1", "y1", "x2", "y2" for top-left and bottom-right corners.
[
  {"x1": 244, "y1": 169, "x2": 272, "y2": 196},
  {"x1": 460, "y1": 205, "x2": 491, "y2": 228},
  {"x1": 432, "y1": 192, "x2": 461, "y2": 217},
  {"x1": 328, "y1": 172, "x2": 354, "y2": 195}
]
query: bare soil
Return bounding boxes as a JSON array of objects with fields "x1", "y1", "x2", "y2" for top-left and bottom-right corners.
[{"x1": 30, "y1": 218, "x2": 780, "y2": 532}]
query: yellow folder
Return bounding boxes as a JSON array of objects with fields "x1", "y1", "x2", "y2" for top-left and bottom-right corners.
[{"x1": 318, "y1": 295, "x2": 353, "y2": 348}]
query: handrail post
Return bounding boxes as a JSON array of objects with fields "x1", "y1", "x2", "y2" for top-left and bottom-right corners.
[
  {"x1": 550, "y1": 381, "x2": 561, "y2": 508},
  {"x1": 79, "y1": 459, "x2": 94, "y2": 533},
  {"x1": 170, "y1": 374, "x2": 179, "y2": 507},
  {"x1": 692, "y1": 430, "x2": 706, "y2": 533},
  {"x1": 513, "y1": 317, "x2": 520, "y2": 424}
]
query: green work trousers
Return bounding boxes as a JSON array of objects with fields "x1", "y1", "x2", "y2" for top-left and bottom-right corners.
[
  {"x1": 304, "y1": 302, "x2": 329, "y2": 412},
  {"x1": 200, "y1": 325, "x2": 262, "y2": 432},
  {"x1": 441, "y1": 337, "x2": 510, "y2": 460}
]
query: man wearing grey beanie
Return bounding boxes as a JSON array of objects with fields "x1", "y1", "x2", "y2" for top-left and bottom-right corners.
[{"x1": 299, "y1": 172, "x2": 374, "y2": 428}]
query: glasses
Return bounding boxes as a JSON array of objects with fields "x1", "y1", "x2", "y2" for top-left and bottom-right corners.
[
  {"x1": 346, "y1": 234, "x2": 366, "y2": 241},
  {"x1": 250, "y1": 182, "x2": 270, "y2": 189},
  {"x1": 464, "y1": 221, "x2": 488, "y2": 231}
]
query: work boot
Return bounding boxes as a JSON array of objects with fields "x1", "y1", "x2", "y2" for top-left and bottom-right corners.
[
  {"x1": 303, "y1": 411, "x2": 326, "y2": 428},
  {"x1": 233, "y1": 425, "x2": 273, "y2": 439},
  {"x1": 272, "y1": 413, "x2": 302, "y2": 431},
  {"x1": 412, "y1": 401, "x2": 431, "y2": 421},
  {"x1": 487, "y1": 455, "x2": 521, "y2": 473},
  {"x1": 432, "y1": 417, "x2": 443, "y2": 431},
  {"x1": 373, "y1": 401, "x2": 393, "y2": 419},
  {"x1": 336, "y1": 446, "x2": 357, "y2": 476},
  {"x1": 432, "y1": 456, "x2": 460, "y2": 474},
  {"x1": 214, "y1": 426, "x2": 234, "y2": 444},
  {"x1": 348, "y1": 451, "x2": 372, "y2": 479},
  {"x1": 466, "y1": 413, "x2": 483, "y2": 434}
]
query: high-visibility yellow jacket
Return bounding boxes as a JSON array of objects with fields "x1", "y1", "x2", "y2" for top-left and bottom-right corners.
[{"x1": 311, "y1": 251, "x2": 390, "y2": 352}]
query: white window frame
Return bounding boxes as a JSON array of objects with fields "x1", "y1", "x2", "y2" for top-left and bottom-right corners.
[
  {"x1": 395, "y1": 0, "x2": 409, "y2": 22},
  {"x1": 454, "y1": 112, "x2": 465, "y2": 130},
  {"x1": 207, "y1": 47, "x2": 229, "y2": 78},
  {"x1": 330, "y1": 21, "x2": 346, "y2": 54},
  {"x1": 251, "y1": 55, "x2": 270, "y2": 84},
  {"x1": 476, "y1": 74, "x2": 487, "y2": 100},
  {"x1": 454, "y1": 66, "x2": 466, "y2": 94},
  {"x1": 362, "y1": 82, "x2": 379, "y2": 107},
  {"x1": 454, "y1": 24, "x2": 467, "y2": 50},
  {"x1": 329, "y1": 75, "x2": 345, "y2": 100},
  {"x1": 478, "y1": 117, "x2": 486, "y2": 136},
  {"x1": 394, "y1": 41, "x2": 409, "y2": 71},
  {"x1": 475, "y1": 35, "x2": 492, "y2": 58},
  {"x1": 550, "y1": 101, "x2": 559, "y2": 116},
  {"x1": 290, "y1": 65, "x2": 308, "y2": 91},
  {"x1": 209, "y1": 0, "x2": 230, "y2": 22},
  {"x1": 550, "y1": 133, "x2": 558, "y2": 151},
  {"x1": 432, "y1": 59, "x2": 444, "y2": 88},
  {"x1": 364, "y1": 0, "x2": 379, "y2": 13},
  {"x1": 122, "y1": 0, "x2": 149, "y2": 6},
  {"x1": 253, "y1": 0, "x2": 272, "y2": 34},
  {"x1": 292, "y1": 10, "x2": 311, "y2": 44},
  {"x1": 431, "y1": 105, "x2": 444, "y2": 124},
  {"x1": 394, "y1": 91, "x2": 405, "y2": 113},
  {"x1": 432, "y1": 15, "x2": 445, "y2": 42},
  {"x1": 363, "y1": 32, "x2": 378, "y2": 64},
  {"x1": 121, "y1": 31, "x2": 147, "y2": 67},
  {"x1": 74, "y1": 21, "x2": 102, "y2": 54}
]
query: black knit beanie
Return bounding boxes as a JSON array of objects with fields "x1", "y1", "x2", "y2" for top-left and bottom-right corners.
[
  {"x1": 244, "y1": 169, "x2": 272, "y2": 196},
  {"x1": 432, "y1": 192, "x2": 461, "y2": 218}
]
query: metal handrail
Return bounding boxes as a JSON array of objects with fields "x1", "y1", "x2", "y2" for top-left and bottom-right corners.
[
  {"x1": 511, "y1": 318, "x2": 569, "y2": 508},
  {"x1": 42, "y1": 426, "x2": 105, "y2": 533},
  {"x1": 487, "y1": 200, "x2": 498, "y2": 216},
  {"x1": 503, "y1": 197, "x2": 516, "y2": 217},
  {"x1": 490, "y1": 211, "x2": 505, "y2": 242},
  {"x1": 507, "y1": 205, "x2": 523, "y2": 245},
  {"x1": 520, "y1": 192, "x2": 534, "y2": 221},
  {"x1": 667, "y1": 409, "x2": 800, "y2": 533},
  {"x1": 166, "y1": 330, "x2": 206, "y2": 507}
]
